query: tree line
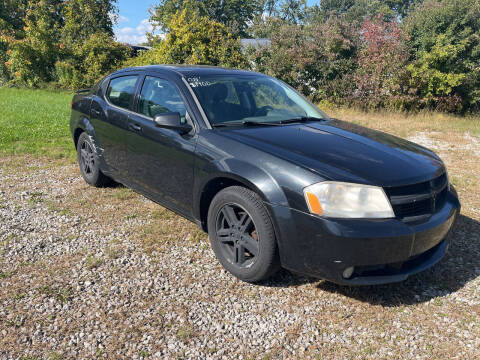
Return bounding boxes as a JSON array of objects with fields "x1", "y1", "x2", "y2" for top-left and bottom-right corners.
[
  {"x1": 0, "y1": 0, "x2": 130, "y2": 89},
  {"x1": 1, "y1": 0, "x2": 479, "y2": 114}
]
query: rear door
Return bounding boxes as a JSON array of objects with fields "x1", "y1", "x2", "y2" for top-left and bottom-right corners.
[
  {"x1": 90, "y1": 74, "x2": 140, "y2": 177},
  {"x1": 125, "y1": 74, "x2": 198, "y2": 216}
]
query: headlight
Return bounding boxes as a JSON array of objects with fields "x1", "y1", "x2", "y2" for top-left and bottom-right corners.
[{"x1": 303, "y1": 181, "x2": 394, "y2": 218}]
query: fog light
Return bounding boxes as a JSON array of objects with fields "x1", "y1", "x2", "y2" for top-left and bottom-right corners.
[{"x1": 342, "y1": 266, "x2": 354, "y2": 279}]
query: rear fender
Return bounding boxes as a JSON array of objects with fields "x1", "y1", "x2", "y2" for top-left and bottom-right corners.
[{"x1": 73, "y1": 117, "x2": 107, "y2": 170}]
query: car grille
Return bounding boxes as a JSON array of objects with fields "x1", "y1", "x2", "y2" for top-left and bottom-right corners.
[{"x1": 384, "y1": 173, "x2": 449, "y2": 223}]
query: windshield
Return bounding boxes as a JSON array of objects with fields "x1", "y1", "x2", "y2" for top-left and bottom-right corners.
[{"x1": 187, "y1": 75, "x2": 327, "y2": 125}]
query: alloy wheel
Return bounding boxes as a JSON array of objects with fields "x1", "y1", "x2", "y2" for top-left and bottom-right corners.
[
  {"x1": 215, "y1": 203, "x2": 259, "y2": 268},
  {"x1": 80, "y1": 140, "x2": 95, "y2": 175}
]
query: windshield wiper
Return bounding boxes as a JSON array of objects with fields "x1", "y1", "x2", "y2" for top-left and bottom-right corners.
[
  {"x1": 211, "y1": 117, "x2": 325, "y2": 128},
  {"x1": 212, "y1": 120, "x2": 282, "y2": 128},
  {"x1": 278, "y1": 116, "x2": 325, "y2": 124}
]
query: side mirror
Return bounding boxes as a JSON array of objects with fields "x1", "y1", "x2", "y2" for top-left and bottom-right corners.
[{"x1": 154, "y1": 112, "x2": 193, "y2": 134}]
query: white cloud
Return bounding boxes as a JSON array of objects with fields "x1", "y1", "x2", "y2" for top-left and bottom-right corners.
[
  {"x1": 117, "y1": 15, "x2": 130, "y2": 24},
  {"x1": 115, "y1": 19, "x2": 153, "y2": 45}
]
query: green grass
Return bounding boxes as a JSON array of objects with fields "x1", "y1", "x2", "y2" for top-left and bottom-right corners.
[{"x1": 0, "y1": 87, "x2": 74, "y2": 158}]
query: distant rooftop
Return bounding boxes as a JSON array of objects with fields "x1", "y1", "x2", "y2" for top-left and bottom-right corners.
[{"x1": 240, "y1": 38, "x2": 271, "y2": 49}]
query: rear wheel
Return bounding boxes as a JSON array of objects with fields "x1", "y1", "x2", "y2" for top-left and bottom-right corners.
[
  {"x1": 207, "y1": 186, "x2": 280, "y2": 282},
  {"x1": 76, "y1": 132, "x2": 112, "y2": 187}
]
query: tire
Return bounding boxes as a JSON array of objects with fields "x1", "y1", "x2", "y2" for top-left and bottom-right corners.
[
  {"x1": 207, "y1": 186, "x2": 280, "y2": 282},
  {"x1": 76, "y1": 132, "x2": 112, "y2": 187}
]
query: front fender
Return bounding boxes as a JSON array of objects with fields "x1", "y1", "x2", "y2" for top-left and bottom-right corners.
[
  {"x1": 192, "y1": 132, "x2": 325, "y2": 260},
  {"x1": 193, "y1": 132, "x2": 323, "y2": 212},
  {"x1": 194, "y1": 158, "x2": 288, "y2": 211}
]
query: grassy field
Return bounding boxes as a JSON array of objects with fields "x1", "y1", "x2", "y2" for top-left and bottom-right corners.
[
  {"x1": 329, "y1": 107, "x2": 480, "y2": 136},
  {"x1": 0, "y1": 87, "x2": 74, "y2": 158}
]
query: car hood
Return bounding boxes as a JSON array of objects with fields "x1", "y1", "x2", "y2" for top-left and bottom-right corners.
[{"x1": 217, "y1": 119, "x2": 445, "y2": 187}]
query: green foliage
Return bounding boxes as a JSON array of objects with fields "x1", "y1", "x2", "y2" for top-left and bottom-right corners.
[
  {"x1": 247, "y1": 0, "x2": 479, "y2": 113},
  {"x1": 404, "y1": 0, "x2": 480, "y2": 112},
  {"x1": 61, "y1": 0, "x2": 117, "y2": 45},
  {"x1": 249, "y1": 15, "x2": 288, "y2": 38},
  {"x1": 278, "y1": 0, "x2": 307, "y2": 24},
  {"x1": 55, "y1": 0, "x2": 128, "y2": 89},
  {"x1": 150, "y1": 0, "x2": 262, "y2": 38},
  {"x1": 0, "y1": 0, "x2": 28, "y2": 35},
  {"x1": 407, "y1": 35, "x2": 466, "y2": 111},
  {"x1": 5, "y1": 0, "x2": 63, "y2": 86},
  {"x1": 56, "y1": 33, "x2": 130, "y2": 89},
  {"x1": 249, "y1": 15, "x2": 358, "y2": 102},
  {"x1": 128, "y1": 7, "x2": 248, "y2": 68},
  {"x1": 0, "y1": 33, "x2": 12, "y2": 84},
  {"x1": 1, "y1": 0, "x2": 126, "y2": 89},
  {"x1": 308, "y1": 0, "x2": 413, "y2": 24}
]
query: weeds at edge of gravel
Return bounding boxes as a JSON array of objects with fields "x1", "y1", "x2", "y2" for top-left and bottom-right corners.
[
  {"x1": 38, "y1": 284, "x2": 73, "y2": 304},
  {"x1": 176, "y1": 325, "x2": 195, "y2": 342},
  {"x1": 85, "y1": 253, "x2": 103, "y2": 270}
]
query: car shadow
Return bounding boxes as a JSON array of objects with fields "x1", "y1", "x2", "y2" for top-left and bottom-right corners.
[
  {"x1": 259, "y1": 215, "x2": 480, "y2": 306},
  {"x1": 103, "y1": 179, "x2": 123, "y2": 188},
  {"x1": 316, "y1": 214, "x2": 480, "y2": 306},
  {"x1": 259, "y1": 268, "x2": 319, "y2": 287}
]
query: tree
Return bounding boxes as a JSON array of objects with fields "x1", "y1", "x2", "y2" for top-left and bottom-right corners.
[
  {"x1": 404, "y1": 0, "x2": 480, "y2": 112},
  {"x1": 3, "y1": 0, "x2": 126, "y2": 88},
  {"x1": 128, "y1": 7, "x2": 248, "y2": 68},
  {"x1": 150, "y1": 0, "x2": 262, "y2": 38},
  {"x1": 5, "y1": 0, "x2": 63, "y2": 86},
  {"x1": 249, "y1": 15, "x2": 359, "y2": 103},
  {"x1": 249, "y1": 14, "x2": 288, "y2": 38},
  {"x1": 264, "y1": 0, "x2": 279, "y2": 16},
  {"x1": 56, "y1": 33, "x2": 130, "y2": 89},
  {"x1": 0, "y1": 0, "x2": 28, "y2": 35},
  {"x1": 352, "y1": 15, "x2": 412, "y2": 110},
  {"x1": 279, "y1": 0, "x2": 307, "y2": 24},
  {"x1": 308, "y1": 0, "x2": 419, "y2": 24},
  {"x1": 383, "y1": 0, "x2": 419, "y2": 18},
  {"x1": 54, "y1": 0, "x2": 129, "y2": 89},
  {"x1": 61, "y1": 0, "x2": 117, "y2": 46}
]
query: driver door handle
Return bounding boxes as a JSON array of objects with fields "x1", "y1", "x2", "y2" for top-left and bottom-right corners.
[{"x1": 129, "y1": 123, "x2": 142, "y2": 132}]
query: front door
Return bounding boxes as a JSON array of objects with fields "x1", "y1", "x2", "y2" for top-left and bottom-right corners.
[{"x1": 125, "y1": 75, "x2": 198, "y2": 216}]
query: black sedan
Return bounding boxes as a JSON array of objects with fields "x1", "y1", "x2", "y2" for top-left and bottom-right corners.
[{"x1": 70, "y1": 65, "x2": 460, "y2": 285}]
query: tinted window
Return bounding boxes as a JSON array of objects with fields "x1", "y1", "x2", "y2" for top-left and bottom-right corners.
[
  {"x1": 106, "y1": 76, "x2": 138, "y2": 110},
  {"x1": 138, "y1": 76, "x2": 187, "y2": 121}
]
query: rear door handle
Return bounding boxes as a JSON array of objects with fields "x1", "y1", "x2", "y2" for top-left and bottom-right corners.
[
  {"x1": 91, "y1": 109, "x2": 101, "y2": 116},
  {"x1": 129, "y1": 123, "x2": 142, "y2": 132}
]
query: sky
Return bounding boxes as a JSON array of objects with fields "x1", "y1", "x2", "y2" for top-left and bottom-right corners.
[{"x1": 114, "y1": 0, "x2": 319, "y2": 45}]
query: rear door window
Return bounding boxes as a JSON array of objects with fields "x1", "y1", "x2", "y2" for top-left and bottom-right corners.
[{"x1": 106, "y1": 75, "x2": 139, "y2": 110}]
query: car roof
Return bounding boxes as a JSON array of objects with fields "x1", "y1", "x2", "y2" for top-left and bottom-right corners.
[{"x1": 111, "y1": 65, "x2": 265, "y2": 78}]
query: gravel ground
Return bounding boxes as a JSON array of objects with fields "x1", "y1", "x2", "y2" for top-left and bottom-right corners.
[{"x1": 1, "y1": 132, "x2": 480, "y2": 359}]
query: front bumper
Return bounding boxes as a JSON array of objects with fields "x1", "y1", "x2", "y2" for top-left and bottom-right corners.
[{"x1": 267, "y1": 188, "x2": 460, "y2": 285}]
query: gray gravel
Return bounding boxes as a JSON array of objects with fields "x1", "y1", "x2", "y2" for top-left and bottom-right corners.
[{"x1": 1, "y1": 158, "x2": 480, "y2": 359}]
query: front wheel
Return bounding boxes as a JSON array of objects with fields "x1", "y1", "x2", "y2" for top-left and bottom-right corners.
[
  {"x1": 207, "y1": 186, "x2": 280, "y2": 282},
  {"x1": 76, "y1": 132, "x2": 112, "y2": 187}
]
